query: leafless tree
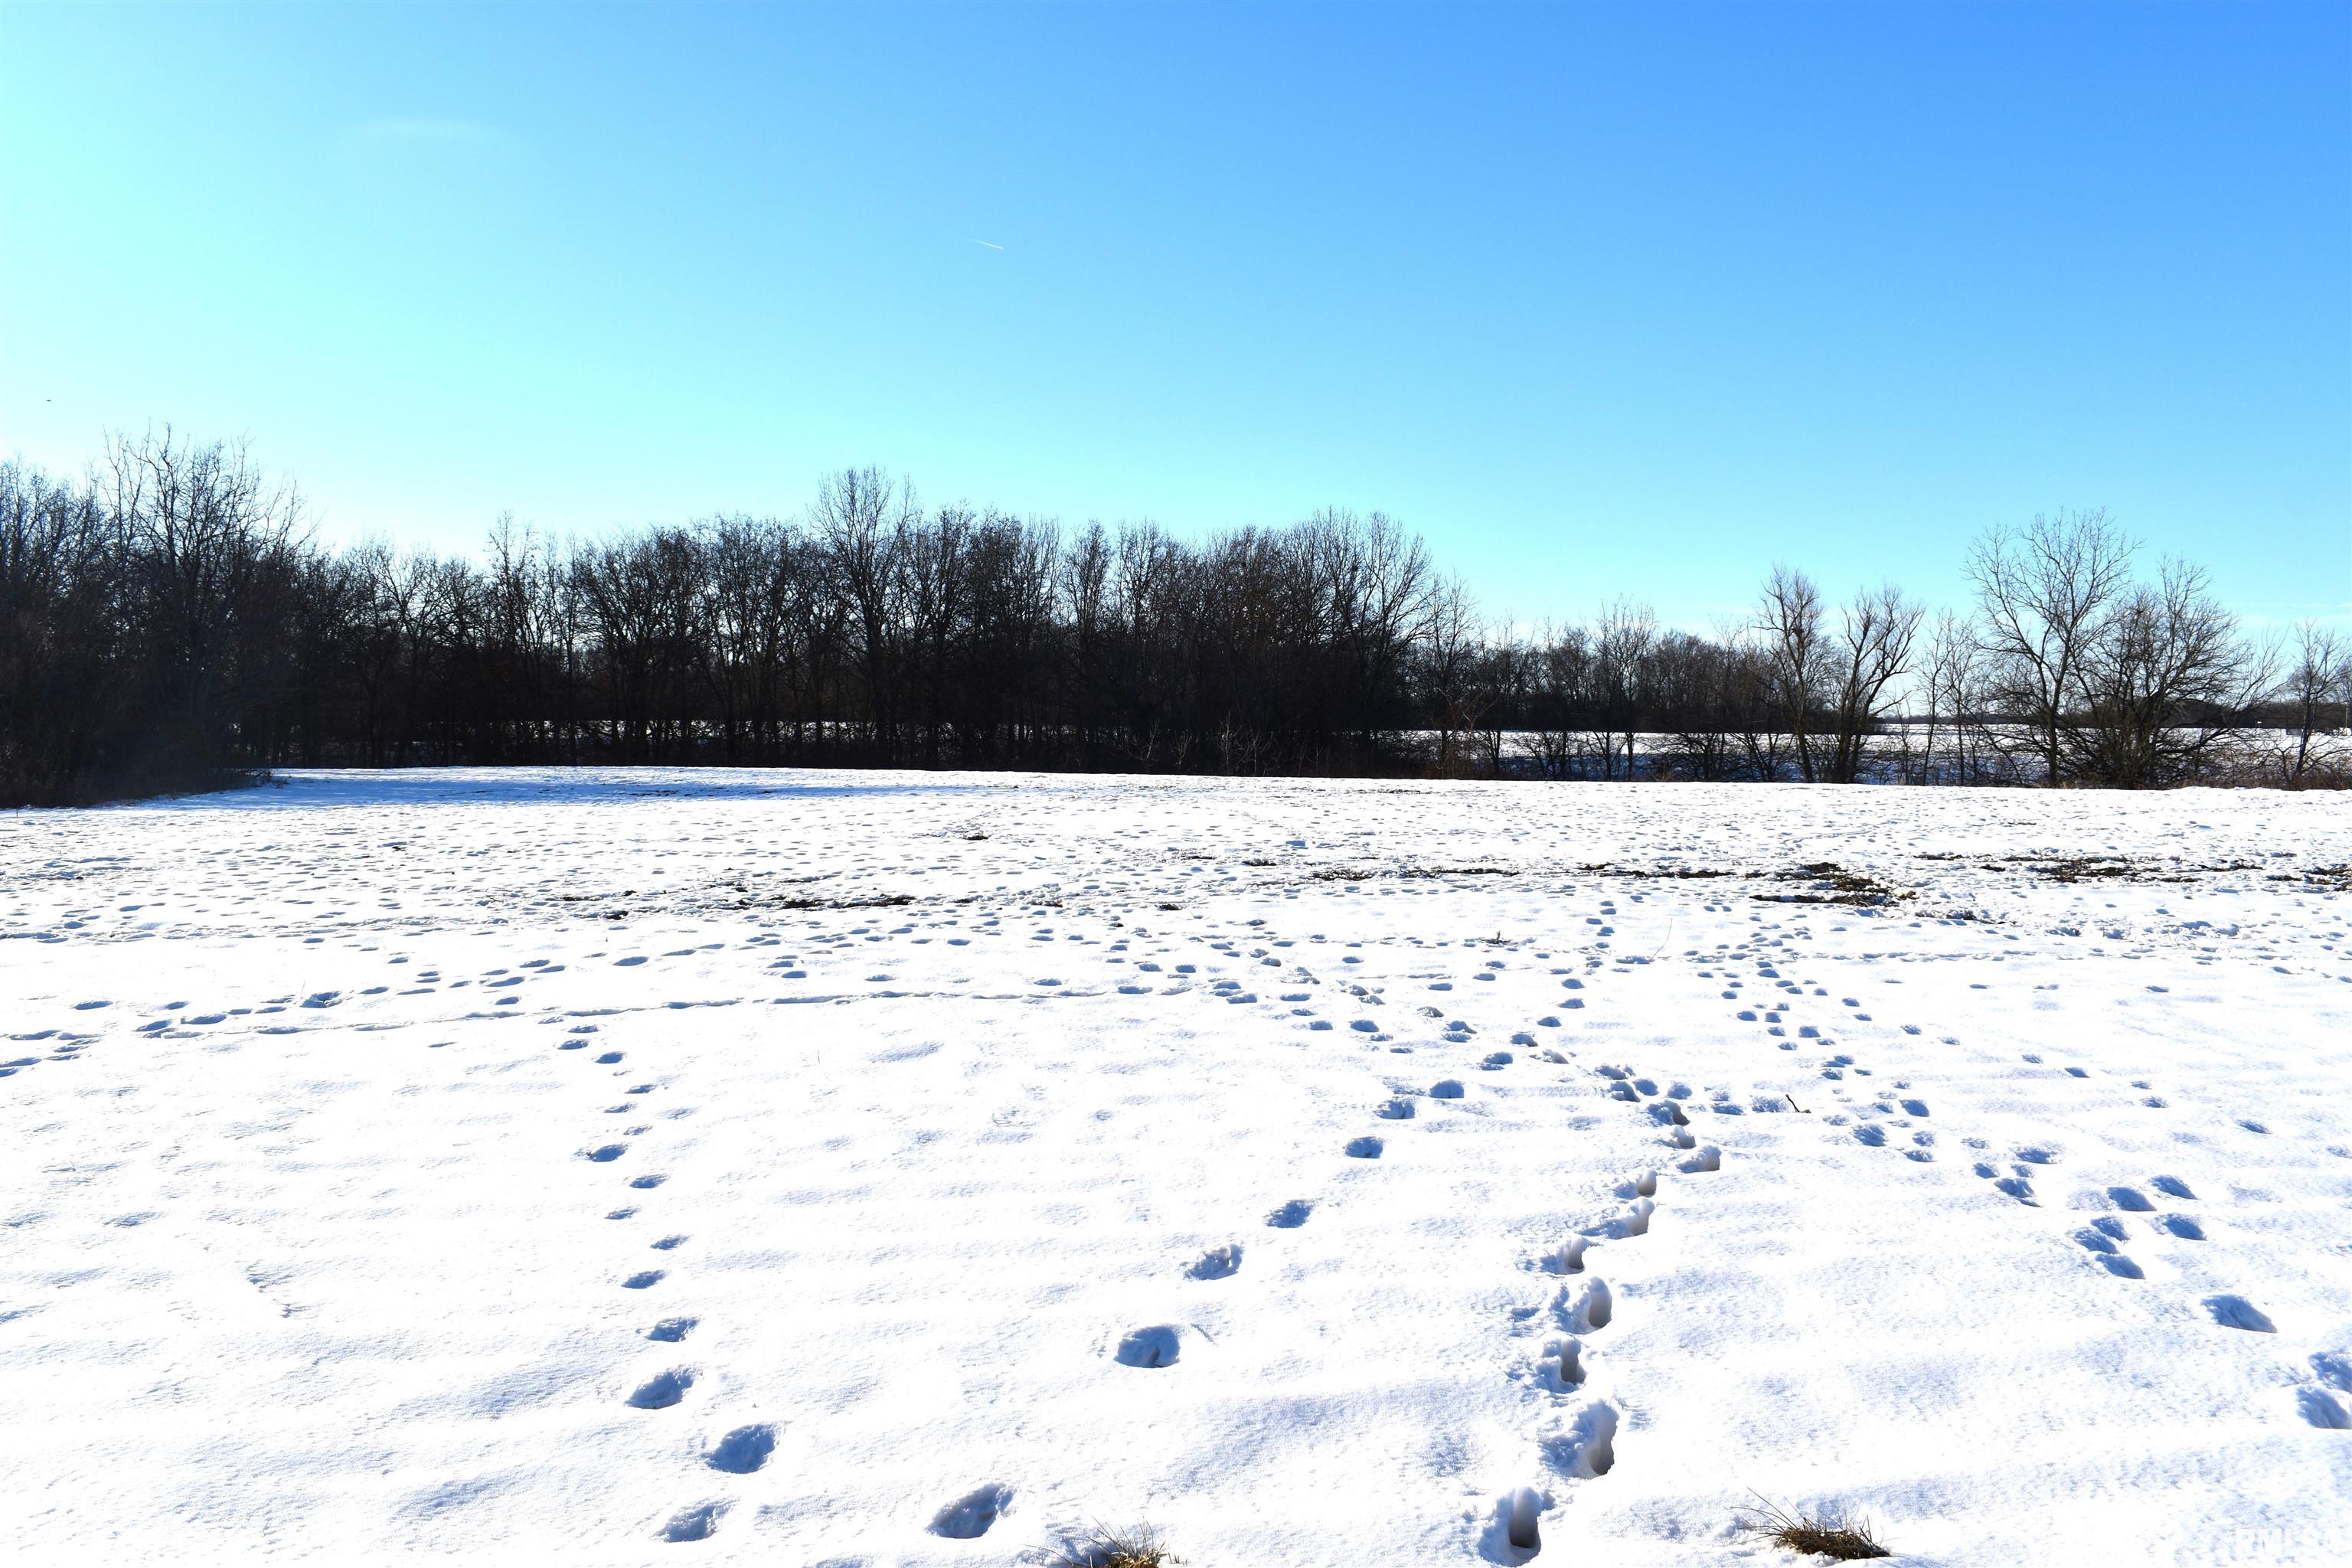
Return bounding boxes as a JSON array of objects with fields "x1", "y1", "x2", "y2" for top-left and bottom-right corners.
[
  {"x1": 1819, "y1": 583, "x2": 1922, "y2": 783},
  {"x1": 1422, "y1": 574, "x2": 1485, "y2": 775},
  {"x1": 2066, "y1": 557, "x2": 2269, "y2": 787},
  {"x1": 1589, "y1": 597, "x2": 1657, "y2": 779},
  {"x1": 2278, "y1": 620, "x2": 2350, "y2": 782},
  {"x1": 100, "y1": 428, "x2": 306, "y2": 779},
  {"x1": 1756, "y1": 566, "x2": 1827, "y2": 781},
  {"x1": 1914, "y1": 609, "x2": 1988, "y2": 785},
  {"x1": 1967, "y1": 508, "x2": 2135, "y2": 785}
]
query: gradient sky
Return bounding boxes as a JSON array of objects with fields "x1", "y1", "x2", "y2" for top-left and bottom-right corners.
[{"x1": 3, "y1": 2, "x2": 2346, "y2": 630}]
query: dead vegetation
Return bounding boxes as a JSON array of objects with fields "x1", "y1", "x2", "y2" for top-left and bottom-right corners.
[
  {"x1": 1736, "y1": 1495, "x2": 1893, "y2": 1560},
  {"x1": 1992, "y1": 854, "x2": 2265, "y2": 884},
  {"x1": 741, "y1": 893, "x2": 916, "y2": 912},
  {"x1": 1308, "y1": 864, "x2": 1518, "y2": 880},
  {"x1": 1048, "y1": 1523, "x2": 1178, "y2": 1568},
  {"x1": 1753, "y1": 862, "x2": 1904, "y2": 907},
  {"x1": 1576, "y1": 862, "x2": 1732, "y2": 879}
]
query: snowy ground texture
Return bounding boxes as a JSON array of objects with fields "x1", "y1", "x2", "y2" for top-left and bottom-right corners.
[{"x1": 5, "y1": 769, "x2": 2350, "y2": 1567}]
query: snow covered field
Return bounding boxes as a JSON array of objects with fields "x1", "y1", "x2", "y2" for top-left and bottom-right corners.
[{"x1": 4, "y1": 769, "x2": 2348, "y2": 1567}]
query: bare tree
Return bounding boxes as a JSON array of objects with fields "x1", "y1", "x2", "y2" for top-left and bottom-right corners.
[
  {"x1": 1967, "y1": 509, "x2": 2135, "y2": 785},
  {"x1": 1592, "y1": 597, "x2": 1657, "y2": 779},
  {"x1": 812, "y1": 466, "x2": 913, "y2": 756},
  {"x1": 2279, "y1": 620, "x2": 2349, "y2": 782},
  {"x1": 101, "y1": 428, "x2": 306, "y2": 779},
  {"x1": 1819, "y1": 583, "x2": 1922, "y2": 783},
  {"x1": 1422, "y1": 574, "x2": 1485, "y2": 776},
  {"x1": 2063, "y1": 557, "x2": 2268, "y2": 787},
  {"x1": 1756, "y1": 566, "x2": 1827, "y2": 781},
  {"x1": 1915, "y1": 609, "x2": 1986, "y2": 785}
]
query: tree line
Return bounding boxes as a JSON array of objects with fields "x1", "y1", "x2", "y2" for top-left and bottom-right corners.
[{"x1": 2, "y1": 430, "x2": 2344, "y2": 805}]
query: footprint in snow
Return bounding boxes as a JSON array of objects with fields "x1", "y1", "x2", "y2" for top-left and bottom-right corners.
[
  {"x1": 706, "y1": 1423, "x2": 777, "y2": 1474},
  {"x1": 2070, "y1": 1226, "x2": 2145, "y2": 1279},
  {"x1": 1344, "y1": 1135, "x2": 1384, "y2": 1158},
  {"x1": 2205, "y1": 1295, "x2": 2275, "y2": 1333},
  {"x1": 1265, "y1": 1200, "x2": 1314, "y2": 1228},
  {"x1": 647, "y1": 1317, "x2": 697, "y2": 1342},
  {"x1": 659, "y1": 1501, "x2": 726, "y2": 1542},
  {"x1": 1114, "y1": 1325, "x2": 1181, "y2": 1367},
  {"x1": 929, "y1": 1484, "x2": 1014, "y2": 1539},
  {"x1": 1573, "y1": 1279, "x2": 1613, "y2": 1332},
  {"x1": 2298, "y1": 1388, "x2": 2352, "y2": 1429},
  {"x1": 1187, "y1": 1244, "x2": 1242, "y2": 1280},
  {"x1": 628, "y1": 1367, "x2": 695, "y2": 1409},
  {"x1": 1539, "y1": 1401, "x2": 1618, "y2": 1479}
]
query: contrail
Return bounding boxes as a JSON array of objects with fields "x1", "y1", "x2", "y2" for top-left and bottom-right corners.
[{"x1": 971, "y1": 239, "x2": 1004, "y2": 250}]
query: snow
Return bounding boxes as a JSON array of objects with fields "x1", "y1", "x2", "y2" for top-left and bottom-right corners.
[{"x1": 3, "y1": 767, "x2": 2349, "y2": 1566}]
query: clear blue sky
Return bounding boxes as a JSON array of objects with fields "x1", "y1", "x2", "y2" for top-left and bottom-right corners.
[{"x1": 3, "y1": 2, "x2": 2346, "y2": 630}]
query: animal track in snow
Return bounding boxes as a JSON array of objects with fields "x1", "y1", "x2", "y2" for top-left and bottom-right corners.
[
  {"x1": 648, "y1": 1317, "x2": 697, "y2": 1342},
  {"x1": 1344, "y1": 1135, "x2": 1384, "y2": 1158},
  {"x1": 1266, "y1": 1200, "x2": 1313, "y2": 1228}
]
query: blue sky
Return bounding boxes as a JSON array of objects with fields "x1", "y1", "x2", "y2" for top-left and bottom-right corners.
[{"x1": 3, "y1": 2, "x2": 2345, "y2": 629}]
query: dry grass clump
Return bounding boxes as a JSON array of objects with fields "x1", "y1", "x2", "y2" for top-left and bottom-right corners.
[
  {"x1": 1737, "y1": 1495, "x2": 1893, "y2": 1560},
  {"x1": 1049, "y1": 1522, "x2": 1178, "y2": 1568}
]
